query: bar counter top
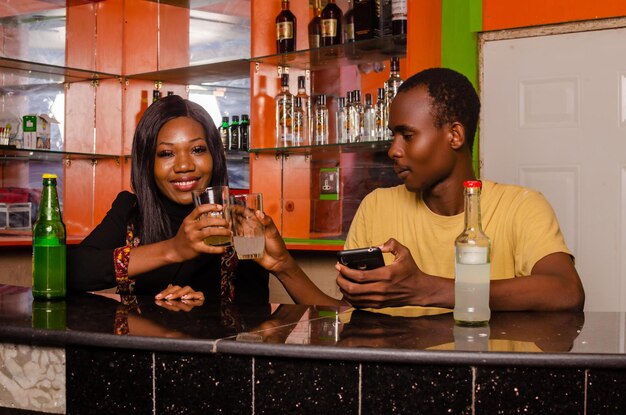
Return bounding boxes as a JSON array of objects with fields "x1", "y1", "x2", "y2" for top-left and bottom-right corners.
[{"x1": 1, "y1": 284, "x2": 625, "y2": 414}]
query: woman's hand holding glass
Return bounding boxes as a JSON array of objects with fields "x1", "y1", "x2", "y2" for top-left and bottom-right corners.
[{"x1": 168, "y1": 202, "x2": 232, "y2": 263}]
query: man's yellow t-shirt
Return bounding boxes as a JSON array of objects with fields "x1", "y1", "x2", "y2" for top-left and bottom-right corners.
[{"x1": 345, "y1": 180, "x2": 572, "y2": 280}]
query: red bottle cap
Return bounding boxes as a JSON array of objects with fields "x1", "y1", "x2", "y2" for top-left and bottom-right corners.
[{"x1": 463, "y1": 180, "x2": 482, "y2": 188}]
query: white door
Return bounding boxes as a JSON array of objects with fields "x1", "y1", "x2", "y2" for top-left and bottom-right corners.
[{"x1": 481, "y1": 22, "x2": 626, "y2": 311}]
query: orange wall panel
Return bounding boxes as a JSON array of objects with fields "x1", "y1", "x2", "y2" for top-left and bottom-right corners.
[
  {"x1": 123, "y1": 0, "x2": 159, "y2": 74},
  {"x1": 250, "y1": 154, "x2": 283, "y2": 232},
  {"x1": 406, "y1": 0, "x2": 441, "y2": 75},
  {"x1": 95, "y1": 78, "x2": 123, "y2": 155},
  {"x1": 158, "y1": 3, "x2": 190, "y2": 70},
  {"x1": 250, "y1": 64, "x2": 279, "y2": 149},
  {"x1": 65, "y1": 81, "x2": 95, "y2": 154},
  {"x1": 251, "y1": 0, "x2": 280, "y2": 58},
  {"x1": 93, "y1": 158, "x2": 123, "y2": 226},
  {"x1": 122, "y1": 79, "x2": 156, "y2": 155},
  {"x1": 66, "y1": 2, "x2": 96, "y2": 70},
  {"x1": 483, "y1": 0, "x2": 626, "y2": 31},
  {"x1": 63, "y1": 160, "x2": 94, "y2": 236},
  {"x1": 95, "y1": 0, "x2": 124, "y2": 74},
  {"x1": 281, "y1": 155, "x2": 311, "y2": 239}
]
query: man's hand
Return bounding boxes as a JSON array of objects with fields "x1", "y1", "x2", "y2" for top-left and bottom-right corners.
[{"x1": 336, "y1": 238, "x2": 431, "y2": 308}]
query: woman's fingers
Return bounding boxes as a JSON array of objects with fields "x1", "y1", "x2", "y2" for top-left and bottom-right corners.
[{"x1": 155, "y1": 284, "x2": 205, "y2": 301}]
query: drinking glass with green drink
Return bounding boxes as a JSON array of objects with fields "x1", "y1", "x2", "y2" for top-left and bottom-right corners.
[{"x1": 192, "y1": 185, "x2": 232, "y2": 247}]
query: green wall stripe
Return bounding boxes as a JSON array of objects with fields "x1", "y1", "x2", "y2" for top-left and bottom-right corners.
[{"x1": 441, "y1": 0, "x2": 482, "y2": 174}]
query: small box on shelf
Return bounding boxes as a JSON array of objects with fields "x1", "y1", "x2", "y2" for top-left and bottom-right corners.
[{"x1": 22, "y1": 115, "x2": 58, "y2": 150}]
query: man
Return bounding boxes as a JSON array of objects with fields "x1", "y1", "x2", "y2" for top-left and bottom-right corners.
[{"x1": 335, "y1": 67, "x2": 585, "y2": 311}]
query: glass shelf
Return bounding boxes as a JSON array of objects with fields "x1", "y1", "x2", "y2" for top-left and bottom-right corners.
[
  {"x1": 0, "y1": 57, "x2": 252, "y2": 89},
  {"x1": 0, "y1": 146, "x2": 127, "y2": 162},
  {"x1": 127, "y1": 59, "x2": 250, "y2": 85},
  {"x1": 225, "y1": 150, "x2": 250, "y2": 161},
  {"x1": 250, "y1": 35, "x2": 407, "y2": 71},
  {"x1": 0, "y1": 57, "x2": 119, "y2": 88},
  {"x1": 250, "y1": 140, "x2": 392, "y2": 156}
]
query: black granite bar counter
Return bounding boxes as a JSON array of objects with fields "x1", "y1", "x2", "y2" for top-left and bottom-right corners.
[{"x1": 0, "y1": 284, "x2": 625, "y2": 414}]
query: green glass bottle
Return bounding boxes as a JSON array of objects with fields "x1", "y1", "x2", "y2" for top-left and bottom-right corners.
[{"x1": 32, "y1": 173, "x2": 66, "y2": 300}]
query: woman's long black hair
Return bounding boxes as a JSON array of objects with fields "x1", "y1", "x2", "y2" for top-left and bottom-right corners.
[{"x1": 131, "y1": 95, "x2": 227, "y2": 244}]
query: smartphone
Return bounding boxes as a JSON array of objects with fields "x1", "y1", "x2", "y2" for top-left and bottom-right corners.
[{"x1": 337, "y1": 247, "x2": 385, "y2": 270}]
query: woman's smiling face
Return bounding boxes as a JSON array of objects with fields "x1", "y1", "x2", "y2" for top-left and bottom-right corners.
[{"x1": 153, "y1": 116, "x2": 213, "y2": 205}]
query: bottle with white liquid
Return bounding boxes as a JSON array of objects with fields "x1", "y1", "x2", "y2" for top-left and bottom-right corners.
[{"x1": 454, "y1": 180, "x2": 491, "y2": 325}]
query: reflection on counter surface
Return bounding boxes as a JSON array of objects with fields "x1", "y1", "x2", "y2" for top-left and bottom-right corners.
[
  {"x1": 2, "y1": 284, "x2": 626, "y2": 414},
  {"x1": 0, "y1": 284, "x2": 594, "y2": 352}
]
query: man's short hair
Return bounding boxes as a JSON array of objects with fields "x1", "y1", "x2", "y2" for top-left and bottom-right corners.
[{"x1": 397, "y1": 67, "x2": 480, "y2": 150}]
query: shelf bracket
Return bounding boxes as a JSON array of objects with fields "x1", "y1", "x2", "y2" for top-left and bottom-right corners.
[
  {"x1": 277, "y1": 66, "x2": 289, "y2": 77},
  {"x1": 91, "y1": 159, "x2": 98, "y2": 166},
  {"x1": 91, "y1": 79, "x2": 99, "y2": 88},
  {"x1": 154, "y1": 80, "x2": 163, "y2": 90},
  {"x1": 65, "y1": 159, "x2": 71, "y2": 167},
  {"x1": 255, "y1": 62, "x2": 259, "y2": 74}
]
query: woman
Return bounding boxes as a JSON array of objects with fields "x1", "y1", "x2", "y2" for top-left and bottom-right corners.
[{"x1": 68, "y1": 95, "x2": 341, "y2": 307}]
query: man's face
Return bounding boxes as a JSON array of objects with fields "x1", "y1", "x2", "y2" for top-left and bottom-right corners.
[
  {"x1": 387, "y1": 85, "x2": 455, "y2": 193},
  {"x1": 154, "y1": 116, "x2": 213, "y2": 205}
]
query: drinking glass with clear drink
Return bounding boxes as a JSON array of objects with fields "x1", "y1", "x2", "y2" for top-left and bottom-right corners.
[
  {"x1": 192, "y1": 185, "x2": 232, "y2": 247},
  {"x1": 229, "y1": 193, "x2": 265, "y2": 259}
]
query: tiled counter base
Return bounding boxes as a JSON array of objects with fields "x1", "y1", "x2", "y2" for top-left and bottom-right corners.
[{"x1": 62, "y1": 345, "x2": 626, "y2": 415}]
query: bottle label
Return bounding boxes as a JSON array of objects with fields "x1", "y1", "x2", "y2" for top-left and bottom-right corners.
[
  {"x1": 309, "y1": 34, "x2": 320, "y2": 48},
  {"x1": 392, "y1": 0, "x2": 408, "y2": 18},
  {"x1": 277, "y1": 22, "x2": 294, "y2": 41},
  {"x1": 321, "y1": 19, "x2": 337, "y2": 37},
  {"x1": 345, "y1": 23, "x2": 355, "y2": 41},
  {"x1": 456, "y1": 246, "x2": 489, "y2": 265}
]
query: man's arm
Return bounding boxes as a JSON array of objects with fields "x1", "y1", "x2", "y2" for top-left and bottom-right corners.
[
  {"x1": 336, "y1": 238, "x2": 584, "y2": 311},
  {"x1": 490, "y1": 252, "x2": 584, "y2": 311}
]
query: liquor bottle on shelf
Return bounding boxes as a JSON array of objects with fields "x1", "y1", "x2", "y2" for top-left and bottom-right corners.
[
  {"x1": 296, "y1": 75, "x2": 311, "y2": 144},
  {"x1": 239, "y1": 114, "x2": 250, "y2": 150},
  {"x1": 167, "y1": 91, "x2": 174, "y2": 96},
  {"x1": 152, "y1": 89, "x2": 161, "y2": 102},
  {"x1": 345, "y1": 91, "x2": 354, "y2": 143},
  {"x1": 314, "y1": 94, "x2": 329, "y2": 145},
  {"x1": 276, "y1": 73, "x2": 294, "y2": 147},
  {"x1": 391, "y1": 0, "x2": 408, "y2": 37},
  {"x1": 363, "y1": 93, "x2": 376, "y2": 141},
  {"x1": 32, "y1": 173, "x2": 66, "y2": 300},
  {"x1": 351, "y1": 89, "x2": 363, "y2": 142},
  {"x1": 293, "y1": 96, "x2": 306, "y2": 146},
  {"x1": 384, "y1": 56, "x2": 403, "y2": 130},
  {"x1": 335, "y1": 96, "x2": 347, "y2": 144},
  {"x1": 375, "y1": 87, "x2": 388, "y2": 141},
  {"x1": 454, "y1": 180, "x2": 491, "y2": 326},
  {"x1": 321, "y1": 0, "x2": 343, "y2": 47},
  {"x1": 276, "y1": 0, "x2": 297, "y2": 54},
  {"x1": 344, "y1": 0, "x2": 355, "y2": 43},
  {"x1": 229, "y1": 115, "x2": 240, "y2": 150},
  {"x1": 375, "y1": 0, "x2": 393, "y2": 38},
  {"x1": 219, "y1": 116, "x2": 230, "y2": 150},
  {"x1": 308, "y1": 0, "x2": 323, "y2": 49}
]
